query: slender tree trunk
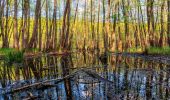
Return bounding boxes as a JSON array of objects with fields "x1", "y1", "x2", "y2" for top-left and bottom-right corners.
[
  {"x1": 22, "y1": 0, "x2": 30, "y2": 49},
  {"x1": 2, "y1": 0, "x2": 9, "y2": 48},
  {"x1": 83, "y1": 0, "x2": 87, "y2": 51},
  {"x1": 137, "y1": 0, "x2": 146, "y2": 49},
  {"x1": 90, "y1": 0, "x2": 95, "y2": 50},
  {"x1": 147, "y1": 0, "x2": 155, "y2": 46},
  {"x1": 38, "y1": 1, "x2": 42, "y2": 51},
  {"x1": 53, "y1": 0, "x2": 57, "y2": 50},
  {"x1": 117, "y1": 2, "x2": 122, "y2": 52},
  {"x1": 0, "y1": 0, "x2": 5, "y2": 48},
  {"x1": 102, "y1": 0, "x2": 108, "y2": 52},
  {"x1": 13, "y1": 0, "x2": 19, "y2": 49},
  {"x1": 111, "y1": 2, "x2": 118, "y2": 52},
  {"x1": 106, "y1": 0, "x2": 111, "y2": 51},
  {"x1": 45, "y1": 0, "x2": 49, "y2": 50},
  {"x1": 168, "y1": 0, "x2": 170, "y2": 46},
  {"x1": 159, "y1": 1, "x2": 165, "y2": 47},
  {"x1": 122, "y1": 0, "x2": 129, "y2": 51},
  {"x1": 21, "y1": 0, "x2": 25, "y2": 48},
  {"x1": 28, "y1": 0, "x2": 41, "y2": 48},
  {"x1": 60, "y1": 0, "x2": 71, "y2": 51},
  {"x1": 97, "y1": 0, "x2": 100, "y2": 51}
]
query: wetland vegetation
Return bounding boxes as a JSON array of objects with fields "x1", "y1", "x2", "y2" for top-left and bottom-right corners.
[{"x1": 0, "y1": 0, "x2": 169, "y2": 99}]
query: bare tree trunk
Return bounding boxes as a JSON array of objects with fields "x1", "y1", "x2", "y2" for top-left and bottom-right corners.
[
  {"x1": 122, "y1": 0, "x2": 129, "y2": 51},
  {"x1": 53, "y1": 0, "x2": 57, "y2": 50},
  {"x1": 13, "y1": 0, "x2": 19, "y2": 49},
  {"x1": 111, "y1": 2, "x2": 118, "y2": 52},
  {"x1": 21, "y1": 0, "x2": 30, "y2": 49},
  {"x1": 97, "y1": 0, "x2": 100, "y2": 51},
  {"x1": 102, "y1": 0, "x2": 108, "y2": 52},
  {"x1": 168, "y1": 0, "x2": 170, "y2": 46},
  {"x1": 45, "y1": 0, "x2": 49, "y2": 50},
  {"x1": 82, "y1": 0, "x2": 87, "y2": 51},
  {"x1": 117, "y1": 2, "x2": 123, "y2": 52},
  {"x1": 0, "y1": 0, "x2": 5, "y2": 48},
  {"x1": 137, "y1": 0, "x2": 146, "y2": 49},
  {"x1": 60, "y1": 0, "x2": 71, "y2": 51},
  {"x1": 106, "y1": 0, "x2": 111, "y2": 51},
  {"x1": 2, "y1": 0, "x2": 9, "y2": 48},
  {"x1": 21, "y1": 0, "x2": 25, "y2": 49},
  {"x1": 147, "y1": 0, "x2": 155, "y2": 46},
  {"x1": 159, "y1": 1, "x2": 165, "y2": 47},
  {"x1": 28, "y1": 0, "x2": 41, "y2": 48},
  {"x1": 38, "y1": 0, "x2": 42, "y2": 51},
  {"x1": 90, "y1": 0, "x2": 95, "y2": 50}
]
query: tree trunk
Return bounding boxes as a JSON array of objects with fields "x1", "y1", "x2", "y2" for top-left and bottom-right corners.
[
  {"x1": 38, "y1": 1, "x2": 42, "y2": 51},
  {"x1": 97, "y1": 0, "x2": 100, "y2": 51},
  {"x1": 102, "y1": 0, "x2": 108, "y2": 52},
  {"x1": 122, "y1": 0, "x2": 129, "y2": 51},
  {"x1": 2, "y1": 0, "x2": 9, "y2": 48},
  {"x1": 60, "y1": 0, "x2": 71, "y2": 51},
  {"x1": 53, "y1": 0, "x2": 57, "y2": 50},
  {"x1": 168, "y1": 0, "x2": 170, "y2": 46},
  {"x1": 147, "y1": 0, "x2": 155, "y2": 46},
  {"x1": 28, "y1": 0, "x2": 41, "y2": 48},
  {"x1": 0, "y1": 0, "x2": 5, "y2": 48},
  {"x1": 159, "y1": 1, "x2": 165, "y2": 47},
  {"x1": 45, "y1": 0, "x2": 49, "y2": 50},
  {"x1": 13, "y1": 0, "x2": 19, "y2": 49}
]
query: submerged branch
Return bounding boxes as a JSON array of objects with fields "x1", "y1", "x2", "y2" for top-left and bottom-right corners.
[{"x1": 5, "y1": 69, "x2": 81, "y2": 94}]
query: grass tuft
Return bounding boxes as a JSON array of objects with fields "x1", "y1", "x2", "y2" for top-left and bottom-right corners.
[
  {"x1": 146, "y1": 46, "x2": 170, "y2": 55},
  {"x1": 0, "y1": 48, "x2": 16, "y2": 55},
  {"x1": 127, "y1": 47, "x2": 143, "y2": 53},
  {"x1": 5, "y1": 50, "x2": 24, "y2": 65}
]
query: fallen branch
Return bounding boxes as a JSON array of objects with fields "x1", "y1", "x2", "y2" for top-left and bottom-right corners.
[
  {"x1": 81, "y1": 69, "x2": 113, "y2": 84},
  {"x1": 5, "y1": 69, "x2": 83, "y2": 94},
  {"x1": 5, "y1": 68, "x2": 113, "y2": 94}
]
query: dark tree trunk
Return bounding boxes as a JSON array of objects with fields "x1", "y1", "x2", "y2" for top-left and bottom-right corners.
[
  {"x1": 60, "y1": 0, "x2": 71, "y2": 51},
  {"x1": 168, "y1": 0, "x2": 170, "y2": 46},
  {"x1": 13, "y1": 0, "x2": 19, "y2": 49},
  {"x1": 28, "y1": 0, "x2": 41, "y2": 48},
  {"x1": 122, "y1": 0, "x2": 130, "y2": 50},
  {"x1": 159, "y1": 1, "x2": 165, "y2": 47},
  {"x1": 147, "y1": 0, "x2": 155, "y2": 46}
]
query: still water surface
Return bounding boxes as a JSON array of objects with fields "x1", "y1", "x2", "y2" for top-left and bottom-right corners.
[{"x1": 0, "y1": 52, "x2": 169, "y2": 100}]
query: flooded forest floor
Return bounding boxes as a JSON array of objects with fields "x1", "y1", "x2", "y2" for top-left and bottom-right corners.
[{"x1": 0, "y1": 52, "x2": 169, "y2": 100}]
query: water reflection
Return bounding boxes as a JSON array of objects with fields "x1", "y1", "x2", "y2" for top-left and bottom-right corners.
[
  {"x1": 0, "y1": 52, "x2": 169, "y2": 99},
  {"x1": 61, "y1": 55, "x2": 73, "y2": 99}
]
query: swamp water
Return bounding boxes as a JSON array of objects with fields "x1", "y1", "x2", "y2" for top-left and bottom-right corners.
[{"x1": 0, "y1": 52, "x2": 169, "y2": 100}]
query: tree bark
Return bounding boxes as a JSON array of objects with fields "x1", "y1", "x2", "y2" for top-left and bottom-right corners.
[
  {"x1": 122, "y1": 0, "x2": 129, "y2": 50},
  {"x1": 168, "y1": 0, "x2": 170, "y2": 46},
  {"x1": 147, "y1": 0, "x2": 155, "y2": 46},
  {"x1": 159, "y1": 1, "x2": 165, "y2": 47},
  {"x1": 13, "y1": 0, "x2": 19, "y2": 49},
  {"x1": 28, "y1": 0, "x2": 41, "y2": 48},
  {"x1": 2, "y1": 0, "x2": 9, "y2": 48},
  {"x1": 60, "y1": 0, "x2": 71, "y2": 51}
]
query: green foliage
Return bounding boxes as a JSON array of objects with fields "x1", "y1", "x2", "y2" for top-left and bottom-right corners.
[
  {"x1": 127, "y1": 47, "x2": 143, "y2": 53},
  {"x1": 0, "y1": 48, "x2": 16, "y2": 55},
  {"x1": 146, "y1": 47, "x2": 170, "y2": 55},
  {"x1": 5, "y1": 51, "x2": 24, "y2": 65},
  {"x1": 127, "y1": 46, "x2": 170, "y2": 55}
]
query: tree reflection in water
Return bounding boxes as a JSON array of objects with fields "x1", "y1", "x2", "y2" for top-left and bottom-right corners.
[
  {"x1": 61, "y1": 55, "x2": 73, "y2": 100},
  {"x1": 0, "y1": 53, "x2": 169, "y2": 99}
]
